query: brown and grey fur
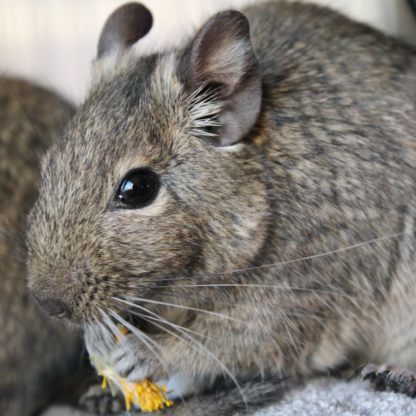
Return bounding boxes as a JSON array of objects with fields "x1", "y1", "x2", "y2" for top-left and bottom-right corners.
[
  {"x1": 0, "y1": 78, "x2": 84, "y2": 416},
  {"x1": 27, "y1": 1, "x2": 416, "y2": 415}
]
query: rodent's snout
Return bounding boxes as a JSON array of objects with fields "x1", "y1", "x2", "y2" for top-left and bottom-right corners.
[{"x1": 33, "y1": 296, "x2": 72, "y2": 320}]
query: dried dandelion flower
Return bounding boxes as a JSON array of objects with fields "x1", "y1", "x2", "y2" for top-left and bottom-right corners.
[{"x1": 90, "y1": 325, "x2": 173, "y2": 412}]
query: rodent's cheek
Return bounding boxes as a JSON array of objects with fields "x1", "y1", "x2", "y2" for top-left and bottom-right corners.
[
  {"x1": 98, "y1": 183, "x2": 202, "y2": 281},
  {"x1": 101, "y1": 185, "x2": 178, "y2": 258}
]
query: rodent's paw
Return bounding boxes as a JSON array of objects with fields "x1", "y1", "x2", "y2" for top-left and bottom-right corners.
[
  {"x1": 111, "y1": 333, "x2": 166, "y2": 382},
  {"x1": 362, "y1": 363, "x2": 416, "y2": 398},
  {"x1": 79, "y1": 384, "x2": 125, "y2": 415}
]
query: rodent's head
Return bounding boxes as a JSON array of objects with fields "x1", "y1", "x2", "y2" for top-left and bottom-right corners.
[{"x1": 27, "y1": 3, "x2": 268, "y2": 328}]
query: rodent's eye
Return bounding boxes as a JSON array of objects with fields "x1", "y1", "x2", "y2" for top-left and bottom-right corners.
[{"x1": 115, "y1": 169, "x2": 159, "y2": 208}]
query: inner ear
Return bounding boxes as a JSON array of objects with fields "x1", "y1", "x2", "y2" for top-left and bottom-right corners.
[
  {"x1": 179, "y1": 10, "x2": 261, "y2": 147},
  {"x1": 97, "y1": 2, "x2": 153, "y2": 59}
]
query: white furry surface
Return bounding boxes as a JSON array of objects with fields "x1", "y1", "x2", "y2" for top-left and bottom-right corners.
[
  {"x1": 254, "y1": 378, "x2": 416, "y2": 416},
  {"x1": 41, "y1": 378, "x2": 416, "y2": 416}
]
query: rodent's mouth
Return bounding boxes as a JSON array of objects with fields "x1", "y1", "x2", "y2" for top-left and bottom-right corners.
[{"x1": 117, "y1": 310, "x2": 158, "y2": 334}]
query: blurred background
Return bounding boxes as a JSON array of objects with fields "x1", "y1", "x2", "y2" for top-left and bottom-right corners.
[{"x1": 0, "y1": 0, "x2": 415, "y2": 104}]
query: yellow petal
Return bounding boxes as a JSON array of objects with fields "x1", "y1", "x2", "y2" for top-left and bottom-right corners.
[{"x1": 91, "y1": 355, "x2": 173, "y2": 413}]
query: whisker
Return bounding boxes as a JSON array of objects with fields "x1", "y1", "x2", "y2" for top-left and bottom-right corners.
[
  {"x1": 93, "y1": 316, "x2": 114, "y2": 348},
  {"x1": 106, "y1": 309, "x2": 168, "y2": 371},
  {"x1": 106, "y1": 308, "x2": 187, "y2": 406},
  {"x1": 142, "y1": 292, "x2": 339, "y2": 323},
  {"x1": 141, "y1": 283, "x2": 359, "y2": 298},
  {"x1": 138, "y1": 232, "x2": 405, "y2": 284},
  {"x1": 125, "y1": 308, "x2": 221, "y2": 344},
  {"x1": 0, "y1": 226, "x2": 27, "y2": 255},
  {"x1": 98, "y1": 309, "x2": 126, "y2": 342},
  {"x1": 141, "y1": 291, "x2": 222, "y2": 305},
  {"x1": 132, "y1": 282, "x2": 382, "y2": 319},
  {"x1": 0, "y1": 123, "x2": 43, "y2": 165},
  {"x1": 116, "y1": 295, "x2": 246, "y2": 325},
  {"x1": 0, "y1": 253, "x2": 26, "y2": 265},
  {"x1": 113, "y1": 297, "x2": 249, "y2": 412}
]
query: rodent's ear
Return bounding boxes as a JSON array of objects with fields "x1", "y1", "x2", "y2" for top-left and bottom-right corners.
[
  {"x1": 178, "y1": 11, "x2": 261, "y2": 147},
  {"x1": 97, "y1": 2, "x2": 153, "y2": 58}
]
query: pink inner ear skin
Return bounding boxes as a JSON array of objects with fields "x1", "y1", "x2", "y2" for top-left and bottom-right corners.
[{"x1": 178, "y1": 10, "x2": 262, "y2": 147}]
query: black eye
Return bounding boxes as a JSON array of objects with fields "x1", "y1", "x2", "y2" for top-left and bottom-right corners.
[{"x1": 116, "y1": 169, "x2": 159, "y2": 208}]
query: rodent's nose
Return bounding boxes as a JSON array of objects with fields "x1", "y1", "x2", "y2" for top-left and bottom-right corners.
[{"x1": 34, "y1": 297, "x2": 72, "y2": 320}]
